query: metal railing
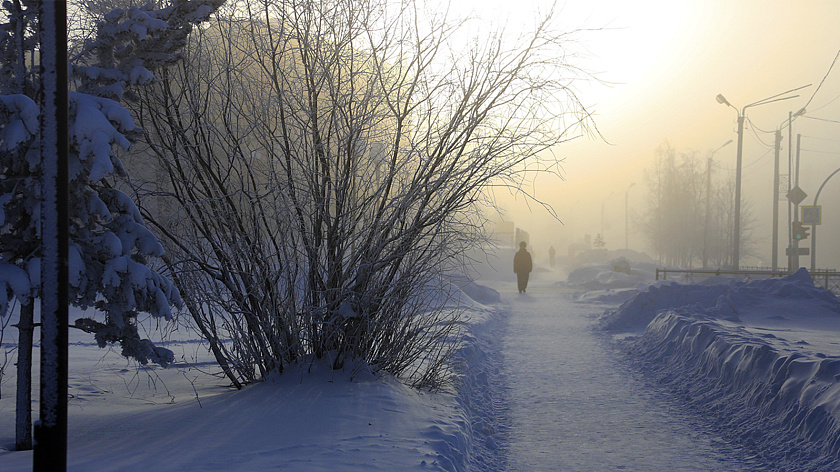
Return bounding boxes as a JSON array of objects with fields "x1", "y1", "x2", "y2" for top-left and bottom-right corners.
[{"x1": 655, "y1": 268, "x2": 840, "y2": 296}]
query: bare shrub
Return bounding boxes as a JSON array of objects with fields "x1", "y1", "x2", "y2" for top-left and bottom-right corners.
[{"x1": 125, "y1": 0, "x2": 594, "y2": 389}]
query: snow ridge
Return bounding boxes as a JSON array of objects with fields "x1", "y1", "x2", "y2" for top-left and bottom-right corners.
[
  {"x1": 603, "y1": 270, "x2": 840, "y2": 471},
  {"x1": 599, "y1": 281, "x2": 731, "y2": 331},
  {"x1": 455, "y1": 307, "x2": 509, "y2": 472},
  {"x1": 632, "y1": 310, "x2": 840, "y2": 470}
]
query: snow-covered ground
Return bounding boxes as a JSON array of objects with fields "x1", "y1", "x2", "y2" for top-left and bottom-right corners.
[
  {"x1": 0, "y1": 287, "x2": 494, "y2": 471},
  {"x1": 488, "y1": 278, "x2": 764, "y2": 471},
  {"x1": 1, "y1": 248, "x2": 839, "y2": 471},
  {"x1": 599, "y1": 267, "x2": 840, "y2": 471}
]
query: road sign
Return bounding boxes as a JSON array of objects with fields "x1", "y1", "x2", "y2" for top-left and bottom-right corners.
[
  {"x1": 786, "y1": 247, "x2": 810, "y2": 256},
  {"x1": 787, "y1": 186, "x2": 808, "y2": 205},
  {"x1": 801, "y1": 205, "x2": 822, "y2": 225}
]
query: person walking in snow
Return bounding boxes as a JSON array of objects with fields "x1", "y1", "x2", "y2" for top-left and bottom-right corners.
[{"x1": 513, "y1": 241, "x2": 533, "y2": 293}]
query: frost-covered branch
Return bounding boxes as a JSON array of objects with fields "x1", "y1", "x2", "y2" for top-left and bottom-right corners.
[
  {"x1": 0, "y1": 0, "x2": 221, "y2": 449},
  {"x1": 126, "y1": 0, "x2": 595, "y2": 389}
]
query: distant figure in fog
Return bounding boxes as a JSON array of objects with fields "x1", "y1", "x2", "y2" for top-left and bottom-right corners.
[
  {"x1": 513, "y1": 241, "x2": 533, "y2": 293},
  {"x1": 549, "y1": 246, "x2": 556, "y2": 267}
]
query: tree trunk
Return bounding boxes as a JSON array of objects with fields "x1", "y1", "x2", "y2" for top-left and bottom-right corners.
[{"x1": 15, "y1": 302, "x2": 33, "y2": 451}]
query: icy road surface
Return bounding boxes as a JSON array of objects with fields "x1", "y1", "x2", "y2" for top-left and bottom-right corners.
[{"x1": 492, "y1": 279, "x2": 767, "y2": 472}]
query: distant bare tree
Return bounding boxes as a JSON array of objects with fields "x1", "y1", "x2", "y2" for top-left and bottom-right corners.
[
  {"x1": 126, "y1": 0, "x2": 594, "y2": 389},
  {"x1": 640, "y1": 141, "x2": 756, "y2": 268}
]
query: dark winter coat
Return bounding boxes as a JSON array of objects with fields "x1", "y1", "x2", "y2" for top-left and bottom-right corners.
[{"x1": 513, "y1": 249, "x2": 533, "y2": 274}]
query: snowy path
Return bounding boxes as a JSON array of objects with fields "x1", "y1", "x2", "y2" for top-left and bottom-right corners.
[{"x1": 492, "y1": 278, "x2": 763, "y2": 472}]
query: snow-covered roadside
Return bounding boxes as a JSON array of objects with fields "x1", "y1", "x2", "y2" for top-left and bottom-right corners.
[
  {"x1": 0, "y1": 280, "x2": 508, "y2": 471},
  {"x1": 451, "y1": 297, "x2": 508, "y2": 471},
  {"x1": 602, "y1": 268, "x2": 840, "y2": 471}
]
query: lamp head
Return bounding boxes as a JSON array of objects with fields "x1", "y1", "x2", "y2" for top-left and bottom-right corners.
[{"x1": 716, "y1": 94, "x2": 731, "y2": 106}]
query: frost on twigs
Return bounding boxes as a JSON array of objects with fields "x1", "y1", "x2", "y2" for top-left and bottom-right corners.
[
  {"x1": 129, "y1": 0, "x2": 593, "y2": 389},
  {"x1": 74, "y1": 317, "x2": 174, "y2": 366},
  {"x1": 0, "y1": 0, "x2": 221, "y2": 367}
]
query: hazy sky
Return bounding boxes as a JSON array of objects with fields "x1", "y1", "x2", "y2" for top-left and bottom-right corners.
[{"x1": 457, "y1": 0, "x2": 840, "y2": 268}]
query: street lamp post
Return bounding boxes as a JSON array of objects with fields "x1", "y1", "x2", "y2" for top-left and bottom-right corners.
[
  {"x1": 810, "y1": 167, "x2": 840, "y2": 272},
  {"x1": 715, "y1": 85, "x2": 808, "y2": 269},
  {"x1": 625, "y1": 183, "x2": 635, "y2": 250}
]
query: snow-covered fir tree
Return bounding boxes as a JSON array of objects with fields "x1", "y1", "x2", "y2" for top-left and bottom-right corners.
[{"x1": 0, "y1": 0, "x2": 221, "y2": 449}]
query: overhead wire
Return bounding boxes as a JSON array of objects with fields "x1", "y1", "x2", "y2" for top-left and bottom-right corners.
[
  {"x1": 743, "y1": 148, "x2": 773, "y2": 173},
  {"x1": 745, "y1": 117, "x2": 774, "y2": 147},
  {"x1": 798, "y1": 135, "x2": 840, "y2": 158},
  {"x1": 805, "y1": 92, "x2": 840, "y2": 114},
  {"x1": 746, "y1": 116, "x2": 776, "y2": 135},
  {"x1": 801, "y1": 148, "x2": 840, "y2": 156},
  {"x1": 716, "y1": 148, "x2": 773, "y2": 173},
  {"x1": 708, "y1": 53, "x2": 840, "y2": 192},
  {"x1": 802, "y1": 115, "x2": 840, "y2": 125},
  {"x1": 801, "y1": 135, "x2": 840, "y2": 144},
  {"x1": 765, "y1": 50, "x2": 840, "y2": 135},
  {"x1": 801, "y1": 48, "x2": 840, "y2": 111}
]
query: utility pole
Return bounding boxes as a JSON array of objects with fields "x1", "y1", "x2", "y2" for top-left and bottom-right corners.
[
  {"x1": 716, "y1": 86, "x2": 808, "y2": 269},
  {"x1": 772, "y1": 130, "x2": 781, "y2": 271},
  {"x1": 787, "y1": 111, "x2": 794, "y2": 270},
  {"x1": 787, "y1": 134, "x2": 804, "y2": 271},
  {"x1": 733, "y1": 113, "x2": 745, "y2": 269},
  {"x1": 703, "y1": 156, "x2": 712, "y2": 268}
]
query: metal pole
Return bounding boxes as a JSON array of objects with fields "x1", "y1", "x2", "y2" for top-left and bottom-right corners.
[
  {"x1": 787, "y1": 112, "x2": 795, "y2": 271},
  {"x1": 703, "y1": 156, "x2": 711, "y2": 268},
  {"x1": 625, "y1": 183, "x2": 635, "y2": 250},
  {"x1": 34, "y1": 1, "x2": 69, "y2": 470},
  {"x1": 811, "y1": 167, "x2": 840, "y2": 272},
  {"x1": 791, "y1": 134, "x2": 802, "y2": 270},
  {"x1": 733, "y1": 113, "x2": 745, "y2": 269},
  {"x1": 772, "y1": 130, "x2": 781, "y2": 271}
]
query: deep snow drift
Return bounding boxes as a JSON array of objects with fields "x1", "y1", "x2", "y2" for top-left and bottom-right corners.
[
  {"x1": 0, "y1": 280, "x2": 503, "y2": 471},
  {"x1": 2, "y1": 249, "x2": 839, "y2": 471},
  {"x1": 600, "y1": 267, "x2": 840, "y2": 471}
]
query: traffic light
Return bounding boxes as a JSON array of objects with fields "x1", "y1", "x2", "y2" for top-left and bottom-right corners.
[{"x1": 792, "y1": 221, "x2": 810, "y2": 240}]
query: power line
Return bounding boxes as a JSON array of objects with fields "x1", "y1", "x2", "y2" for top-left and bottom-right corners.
[
  {"x1": 802, "y1": 115, "x2": 840, "y2": 125},
  {"x1": 746, "y1": 116, "x2": 776, "y2": 135},
  {"x1": 801, "y1": 148, "x2": 840, "y2": 156},
  {"x1": 746, "y1": 118, "x2": 774, "y2": 147},
  {"x1": 802, "y1": 48, "x2": 840, "y2": 111},
  {"x1": 807, "y1": 92, "x2": 840, "y2": 114},
  {"x1": 801, "y1": 135, "x2": 840, "y2": 144},
  {"x1": 743, "y1": 148, "x2": 773, "y2": 172},
  {"x1": 719, "y1": 148, "x2": 773, "y2": 173}
]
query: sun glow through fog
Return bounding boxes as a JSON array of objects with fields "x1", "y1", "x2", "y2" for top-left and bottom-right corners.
[{"x1": 450, "y1": 0, "x2": 840, "y2": 269}]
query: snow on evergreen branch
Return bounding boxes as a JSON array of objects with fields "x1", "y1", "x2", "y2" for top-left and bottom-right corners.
[{"x1": 0, "y1": 0, "x2": 221, "y2": 365}]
